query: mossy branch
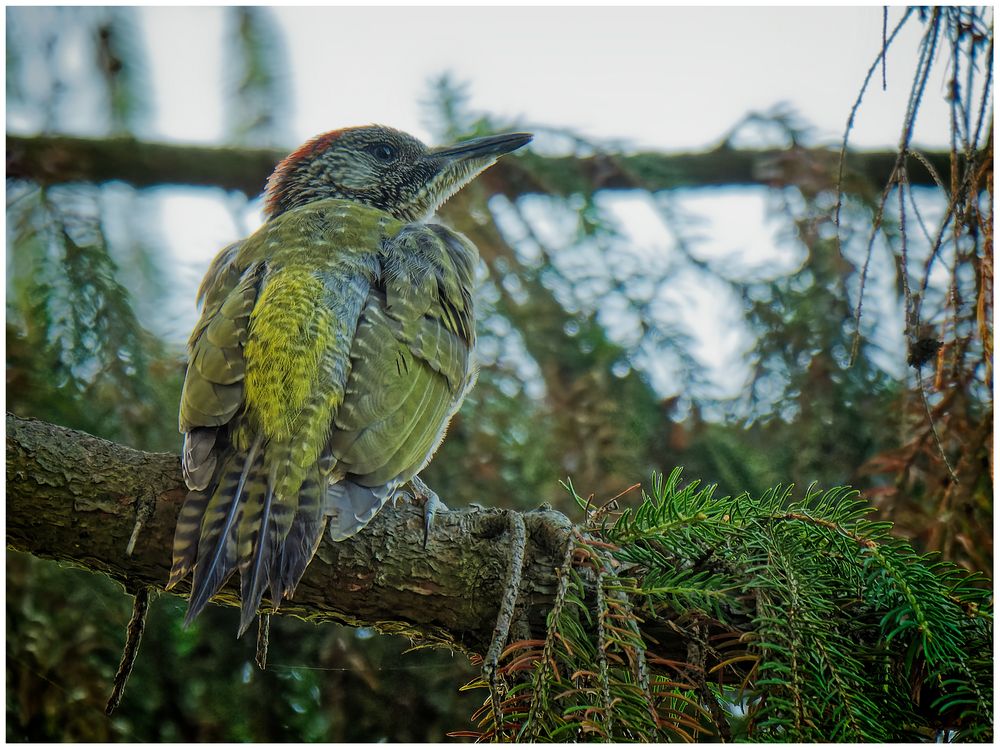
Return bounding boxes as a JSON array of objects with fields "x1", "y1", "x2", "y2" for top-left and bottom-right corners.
[{"x1": 4, "y1": 413, "x2": 575, "y2": 656}]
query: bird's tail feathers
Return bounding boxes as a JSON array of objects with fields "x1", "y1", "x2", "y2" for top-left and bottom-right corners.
[
  {"x1": 170, "y1": 440, "x2": 336, "y2": 635},
  {"x1": 167, "y1": 485, "x2": 212, "y2": 591},
  {"x1": 183, "y1": 436, "x2": 263, "y2": 627},
  {"x1": 237, "y1": 470, "x2": 277, "y2": 636},
  {"x1": 273, "y1": 470, "x2": 328, "y2": 602}
]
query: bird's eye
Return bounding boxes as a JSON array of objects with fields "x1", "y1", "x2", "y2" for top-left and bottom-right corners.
[{"x1": 367, "y1": 143, "x2": 397, "y2": 161}]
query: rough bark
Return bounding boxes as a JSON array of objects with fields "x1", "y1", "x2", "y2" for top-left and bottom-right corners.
[
  {"x1": 5, "y1": 413, "x2": 574, "y2": 656},
  {"x1": 6, "y1": 133, "x2": 954, "y2": 200}
]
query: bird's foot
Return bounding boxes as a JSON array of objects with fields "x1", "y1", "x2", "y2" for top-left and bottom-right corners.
[{"x1": 391, "y1": 475, "x2": 447, "y2": 548}]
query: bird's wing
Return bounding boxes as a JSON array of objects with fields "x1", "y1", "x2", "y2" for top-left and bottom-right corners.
[
  {"x1": 324, "y1": 223, "x2": 478, "y2": 539},
  {"x1": 177, "y1": 235, "x2": 274, "y2": 487},
  {"x1": 170, "y1": 239, "x2": 264, "y2": 594}
]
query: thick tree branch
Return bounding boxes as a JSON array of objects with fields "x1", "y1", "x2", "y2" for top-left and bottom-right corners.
[
  {"x1": 5, "y1": 413, "x2": 575, "y2": 656},
  {"x1": 4, "y1": 414, "x2": 981, "y2": 734},
  {"x1": 6, "y1": 133, "x2": 955, "y2": 200}
]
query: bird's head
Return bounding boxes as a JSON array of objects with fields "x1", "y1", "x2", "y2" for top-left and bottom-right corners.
[{"x1": 264, "y1": 125, "x2": 532, "y2": 221}]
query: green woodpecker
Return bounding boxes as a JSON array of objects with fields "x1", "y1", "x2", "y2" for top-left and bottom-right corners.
[{"x1": 167, "y1": 125, "x2": 532, "y2": 635}]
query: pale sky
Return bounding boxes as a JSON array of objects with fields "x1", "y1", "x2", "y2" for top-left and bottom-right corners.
[{"x1": 139, "y1": 6, "x2": 953, "y2": 150}]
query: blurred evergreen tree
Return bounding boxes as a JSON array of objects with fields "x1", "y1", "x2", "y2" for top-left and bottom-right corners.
[
  {"x1": 224, "y1": 6, "x2": 290, "y2": 148},
  {"x1": 6, "y1": 5, "x2": 991, "y2": 742}
]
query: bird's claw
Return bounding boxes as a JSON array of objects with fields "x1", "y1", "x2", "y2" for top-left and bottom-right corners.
[{"x1": 397, "y1": 475, "x2": 447, "y2": 549}]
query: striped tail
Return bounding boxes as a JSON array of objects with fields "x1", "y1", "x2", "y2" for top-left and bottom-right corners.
[
  {"x1": 183, "y1": 436, "x2": 264, "y2": 627},
  {"x1": 167, "y1": 486, "x2": 212, "y2": 592},
  {"x1": 236, "y1": 467, "x2": 277, "y2": 636},
  {"x1": 273, "y1": 470, "x2": 328, "y2": 602},
  {"x1": 168, "y1": 436, "x2": 330, "y2": 636}
]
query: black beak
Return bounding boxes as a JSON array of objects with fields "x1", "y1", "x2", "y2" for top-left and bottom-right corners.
[{"x1": 432, "y1": 132, "x2": 533, "y2": 160}]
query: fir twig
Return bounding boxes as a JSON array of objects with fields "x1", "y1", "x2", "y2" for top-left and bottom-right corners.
[{"x1": 519, "y1": 532, "x2": 576, "y2": 742}]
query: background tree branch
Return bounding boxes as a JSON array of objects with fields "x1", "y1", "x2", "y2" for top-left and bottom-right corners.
[
  {"x1": 5, "y1": 413, "x2": 577, "y2": 656},
  {"x1": 6, "y1": 132, "x2": 954, "y2": 200}
]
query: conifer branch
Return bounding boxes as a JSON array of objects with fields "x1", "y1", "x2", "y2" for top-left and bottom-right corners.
[
  {"x1": 6, "y1": 414, "x2": 990, "y2": 740},
  {"x1": 6, "y1": 132, "x2": 957, "y2": 200}
]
